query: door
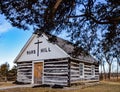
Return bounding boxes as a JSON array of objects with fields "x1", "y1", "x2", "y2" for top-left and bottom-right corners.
[{"x1": 34, "y1": 62, "x2": 43, "y2": 84}]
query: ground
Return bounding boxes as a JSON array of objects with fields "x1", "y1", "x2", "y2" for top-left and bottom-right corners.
[
  {"x1": 0, "y1": 82, "x2": 16, "y2": 88},
  {"x1": 0, "y1": 81, "x2": 120, "y2": 92}
]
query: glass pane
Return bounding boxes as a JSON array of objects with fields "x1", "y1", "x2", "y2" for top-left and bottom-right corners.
[{"x1": 79, "y1": 63, "x2": 83, "y2": 76}]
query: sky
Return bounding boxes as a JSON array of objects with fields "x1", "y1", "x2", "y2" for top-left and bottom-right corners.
[
  {"x1": 0, "y1": 14, "x2": 118, "y2": 72},
  {"x1": 0, "y1": 14, "x2": 67, "y2": 69},
  {"x1": 0, "y1": 14, "x2": 33, "y2": 68}
]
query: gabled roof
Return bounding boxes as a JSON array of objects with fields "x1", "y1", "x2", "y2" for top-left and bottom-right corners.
[
  {"x1": 45, "y1": 33, "x2": 97, "y2": 63},
  {"x1": 14, "y1": 33, "x2": 97, "y2": 63}
]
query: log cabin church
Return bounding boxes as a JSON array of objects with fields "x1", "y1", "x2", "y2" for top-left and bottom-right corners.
[{"x1": 14, "y1": 33, "x2": 99, "y2": 86}]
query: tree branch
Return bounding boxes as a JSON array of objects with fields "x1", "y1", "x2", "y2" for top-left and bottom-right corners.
[
  {"x1": 67, "y1": 14, "x2": 120, "y2": 25},
  {"x1": 53, "y1": 0, "x2": 62, "y2": 14}
]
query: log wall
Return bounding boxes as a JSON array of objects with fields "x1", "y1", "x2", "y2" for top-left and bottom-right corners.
[
  {"x1": 16, "y1": 58, "x2": 99, "y2": 86},
  {"x1": 70, "y1": 59, "x2": 99, "y2": 84},
  {"x1": 84, "y1": 64, "x2": 99, "y2": 80},
  {"x1": 17, "y1": 61, "x2": 32, "y2": 83},
  {"x1": 44, "y1": 58, "x2": 69, "y2": 86}
]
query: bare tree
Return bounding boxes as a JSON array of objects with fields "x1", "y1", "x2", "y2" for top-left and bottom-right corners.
[{"x1": 116, "y1": 56, "x2": 120, "y2": 80}]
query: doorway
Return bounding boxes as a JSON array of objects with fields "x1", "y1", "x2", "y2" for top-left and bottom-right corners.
[{"x1": 34, "y1": 62, "x2": 43, "y2": 84}]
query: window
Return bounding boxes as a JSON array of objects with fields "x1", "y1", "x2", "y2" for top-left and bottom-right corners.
[
  {"x1": 79, "y1": 63, "x2": 84, "y2": 78},
  {"x1": 91, "y1": 65, "x2": 95, "y2": 76}
]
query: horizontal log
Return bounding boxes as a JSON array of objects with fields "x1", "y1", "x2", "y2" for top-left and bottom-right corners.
[
  {"x1": 44, "y1": 82, "x2": 67, "y2": 86},
  {"x1": 17, "y1": 72, "x2": 32, "y2": 75},
  {"x1": 44, "y1": 64, "x2": 68, "y2": 67},
  {"x1": 71, "y1": 77, "x2": 80, "y2": 81},
  {"x1": 71, "y1": 74, "x2": 80, "y2": 77},
  {"x1": 17, "y1": 65, "x2": 32, "y2": 68},
  {"x1": 17, "y1": 75, "x2": 32, "y2": 78},
  {"x1": 44, "y1": 67, "x2": 68, "y2": 70},
  {"x1": 84, "y1": 67, "x2": 91, "y2": 71},
  {"x1": 84, "y1": 70, "x2": 91, "y2": 72},
  {"x1": 44, "y1": 79, "x2": 68, "y2": 83},
  {"x1": 44, "y1": 80, "x2": 67, "y2": 84},
  {"x1": 44, "y1": 66, "x2": 68, "y2": 68},
  {"x1": 17, "y1": 78, "x2": 31, "y2": 81},
  {"x1": 17, "y1": 76, "x2": 32, "y2": 79},
  {"x1": 70, "y1": 78, "x2": 80, "y2": 81},
  {"x1": 45, "y1": 58, "x2": 68, "y2": 62},
  {"x1": 44, "y1": 68, "x2": 68, "y2": 71},
  {"x1": 44, "y1": 75, "x2": 68, "y2": 79},
  {"x1": 44, "y1": 60, "x2": 68, "y2": 64},
  {"x1": 17, "y1": 79, "x2": 31, "y2": 83},
  {"x1": 44, "y1": 77, "x2": 68, "y2": 81},
  {"x1": 95, "y1": 69, "x2": 99, "y2": 71},
  {"x1": 17, "y1": 72, "x2": 32, "y2": 74},
  {"x1": 71, "y1": 73, "x2": 79, "y2": 75},
  {"x1": 84, "y1": 65, "x2": 92, "y2": 68},
  {"x1": 44, "y1": 70, "x2": 68, "y2": 73},
  {"x1": 70, "y1": 68, "x2": 79, "y2": 71},
  {"x1": 70, "y1": 62, "x2": 79, "y2": 67},
  {"x1": 95, "y1": 67, "x2": 99, "y2": 69},
  {"x1": 71, "y1": 61, "x2": 79, "y2": 65},
  {"x1": 70, "y1": 69, "x2": 79, "y2": 72},
  {"x1": 17, "y1": 78, "x2": 32, "y2": 81},
  {"x1": 17, "y1": 61, "x2": 32, "y2": 64},
  {"x1": 84, "y1": 70, "x2": 91, "y2": 73},
  {"x1": 44, "y1": 72, "x2": 68, "y2": 75},
  {"x1": 44, "y1": 63, "x2": 68, "y2": 66},
  {"x1": 95, "y1": 75, "x2": 99, "y2": 77},
  {"x1": 84, "y1": 75, "x2": 93, "y2": 77},
  {"x1": 17, "y1": 68, "x2": 32, "y2": 70},
  {"x1": 17, "y1": 63, "x2": 32, "y2": 66},
  {"x1": 95, "y1": 73, "x2": 99, "y2": 75},
  {"x1": 71, "y1": 71, "x2": 79, "y2": 74},
  {"x1": 18, "y1": 66, "x2": 32, "y2": 68},
  {"x1": 84, "y1": 73, "x2": 92, "y2": 75},
  {"x1": 71, "y1": 66, "x2": 79, "y2": 69},
  {"x1": 44, "y1": 73, "x2": 68, "y2": 76},
  {"x1": 17, "y1": 69, "x2": 32, "y2": 72},
  {"x1": 17, "y1": 74, "x2": 32, "y2": 76}
]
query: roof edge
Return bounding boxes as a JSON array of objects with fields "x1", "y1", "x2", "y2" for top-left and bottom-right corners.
[{"x1": 13, "y1": 34, "x2": 36, "y2": 63}]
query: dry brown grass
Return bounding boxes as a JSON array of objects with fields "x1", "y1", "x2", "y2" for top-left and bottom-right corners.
[
  {"x1": 0, "y1": 81, "x2": 120, "y2": 92},
  {"x1": 105, "y1": 77, "x2": 120, "y2": 83},
  {"x1": 0, "y1": 82, "x2": 16, "y2": 88}
]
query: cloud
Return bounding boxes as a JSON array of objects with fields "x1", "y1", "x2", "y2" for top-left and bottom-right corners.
[{"x1": 0, "y1": 14, "x2": 12, "y2": 33}]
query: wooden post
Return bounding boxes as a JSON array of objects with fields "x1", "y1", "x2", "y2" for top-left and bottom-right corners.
[{"x1": 68, "y1": 58, "x2": 71, "y2": 87}]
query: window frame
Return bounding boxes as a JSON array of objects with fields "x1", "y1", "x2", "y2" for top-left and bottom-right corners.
[
  {"x1": 91, "y1": 65, "x2": 95, "y2": 77},
  {"x1": 79, "y1": 63, "x2": 84, "y2": 78}
]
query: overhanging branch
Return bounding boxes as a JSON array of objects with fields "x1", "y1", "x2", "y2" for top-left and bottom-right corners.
[{"x1": 67, "y1": 14, "x2": 120, "y2": 25}]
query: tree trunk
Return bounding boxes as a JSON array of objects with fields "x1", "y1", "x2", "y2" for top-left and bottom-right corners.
[
  {"x1": 103, "y1": 62, "x2": 106, "y2": 80},
  {"x1": 117, "y1": 60, "x2": 119, "y2": 80},
  {"x1": 101, "y1": 64, "x2": 103, "y2": 80},
  {"x1": 108, "y1": 64, "x2": 111, "y2": 80}
]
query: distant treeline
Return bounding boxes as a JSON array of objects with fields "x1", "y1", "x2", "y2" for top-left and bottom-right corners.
[
  {"x1": 0, "y1": 62, "x2": 17, "y2": 82},
  {"x1": 100, "y1": 72, "x2": 120, "y2": 80}
]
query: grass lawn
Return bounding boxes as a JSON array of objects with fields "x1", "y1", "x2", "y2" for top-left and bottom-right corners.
[{"x1": 0, "y1": 81, "x2": 120, "y2": 92}]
